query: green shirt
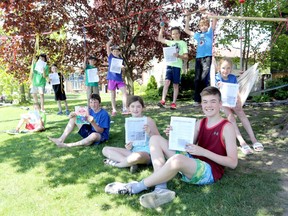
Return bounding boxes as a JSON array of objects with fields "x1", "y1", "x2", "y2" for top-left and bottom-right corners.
[
  {"x1": 32, "y1": 64, "x2": 49, "y2": 87},
  {"x1": 166, "y1": 40, "x2": 188, "y2": 68},
  {"x1": 85, "y1": 65, "x2": 99, "y2": 87}
]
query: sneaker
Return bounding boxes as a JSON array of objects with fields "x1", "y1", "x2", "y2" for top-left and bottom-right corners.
[
  {"x1": 170, "y1": 103, "x2": 176, "y2": 110},
  {"x1": 65, "y1": 110, "x2": 70, "y2": 115},
  {"x1": 192, "y1": 102, "x2": 201, "y2": 107},
  {"x1": 130, "y1": 164, "x2": 139, "y2": 173},
  {"x1": 157, "y1": 100, "x2": 165, "y2": 108},
  {"x1": 104, "y1": 182, "x2": 132, "y2": 195},
  {"x1": 111, "y1": 111, "x2": 117, "y2": 117},
  {"x1": 6, "y1": 129, "x2": 19, "y2": 135},
  {"x1": 57, "y1": 111, "x2": 63, "y2": 115},
  {"x1": 121, "y1": 110, "x2": 130, "y2": 115},
  {"x1": 139, "y1": 188, "x2": 176, "y2": 208}
]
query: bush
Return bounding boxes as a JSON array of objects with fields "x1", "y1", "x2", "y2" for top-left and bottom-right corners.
[
  {"x1": 145, "y1": 75, "x2": 157, "y2": 91},
  {"x1": 251, "y1": 94, "x2": 271, "y2": 102},
  {"x1": 265, "y1": 77, "x2": 288, "y2": 100}
]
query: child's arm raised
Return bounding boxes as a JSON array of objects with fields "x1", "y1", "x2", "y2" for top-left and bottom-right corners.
[
  {"x1": 82, "y1": 56, "x2": 87, "y2": 70},
  {"x1": 158, "y1": 25, "x2": 166, "y2": 44},
  {"x1": 184, "y1": 14, "x2": 194, "y2": 36},
  {"x1": 106, "y1": 36, "x2": 113, "y2": 56}
]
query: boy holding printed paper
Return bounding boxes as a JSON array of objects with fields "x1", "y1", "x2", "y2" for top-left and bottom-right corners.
[
  {"x1": 49, "y1": 64, "x2": 70, "y2": 115},
  {"x1": 48, "y1": 94, "x2": 110, "y2": 148},
  {"x1": 157, "y1": 25, "x2": 188, "y2": 110},
  {"x1": 83, "y1": 56, "x2": 99, "y2": 106},
  {"x1": 216, "y1": 58, "x2": 264, "y2": 155},
  {"x1": 105, "y1": 86, "x2": 238, "y2": 208},
  {"x1": 106, "y1": 37, "x2": 129, "y2": 116},
  {"x1": 102, "y1": 96, "x2": 159, "y2": 173}
]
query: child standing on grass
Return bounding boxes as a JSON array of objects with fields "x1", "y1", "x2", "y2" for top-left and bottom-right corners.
[
  {"x1": 185, "y1": 7, "x2": 217, "y2": 106},
  {"x1": 102, "y1": 95, "x2": 159, "y2": 173},
  {"x1": 157, "y1": 25, "x2": 188, "y2": 110},
  {"x1": 105, "y1": 86, "x2": 238, "y2": 209},
  {"x1": 216, "y1": 58, "x2": 264, "y2": 155},
  {"x1": 106, "y1": 36, "x2": 129, "y2": 116},
  {"x1": 29, "y1": 53, "x2": 49, "y2": 112},
  {"x1": 49, "y1": 64, "x2": 70, "y2": 115},
  {"x1": 83, "y1": 56, "x2": 99, "y2": 106}
]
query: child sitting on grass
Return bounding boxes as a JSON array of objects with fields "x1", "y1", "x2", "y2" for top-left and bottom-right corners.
[
  {"x1": 102, "y1": 95, "x2": 160, "y2": 173},
  {"x1": 8, "y1": 103, "x2": 45, "y2": 134}
]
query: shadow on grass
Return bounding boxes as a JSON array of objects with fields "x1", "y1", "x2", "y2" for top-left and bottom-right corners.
[{"x1": 0, "y1": 105, "x2": 286, "y2": 215}]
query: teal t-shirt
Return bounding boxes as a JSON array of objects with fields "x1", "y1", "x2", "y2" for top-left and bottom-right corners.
[
  {"x1": 85, "y1": 65, "x2": 99, "y2": 87},
  {"x1": 166, "y1": 40, "x2": 188, "y2": 68},
  {"x1": 32, "y1": 64, "x2": 49, "y2": 87}
]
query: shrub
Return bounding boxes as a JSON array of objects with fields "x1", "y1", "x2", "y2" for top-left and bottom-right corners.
[{"x1": 265, "y1": 77, "x2": 288, "y2": 100}]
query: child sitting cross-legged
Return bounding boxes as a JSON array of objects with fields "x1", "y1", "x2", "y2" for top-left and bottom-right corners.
[{"x1": 102, "y1": 95, "x2": 160, "y2": 173}]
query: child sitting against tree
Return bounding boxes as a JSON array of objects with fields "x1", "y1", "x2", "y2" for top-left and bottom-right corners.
[{"x1": 102, "y1": 95, "x2": 159, "y2": 173}]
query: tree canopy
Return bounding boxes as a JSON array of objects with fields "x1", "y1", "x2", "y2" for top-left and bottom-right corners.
[{"x1": 0, "y1": 0, "x2": 286, "y2": 95}]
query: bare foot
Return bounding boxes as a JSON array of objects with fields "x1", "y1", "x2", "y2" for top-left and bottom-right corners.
[
  {"x1": 47, "y1": 136, "x2": 62, "y2": 143},
  {"x1": 56, "y1": 142, "x2": 68, "y2": 148}
]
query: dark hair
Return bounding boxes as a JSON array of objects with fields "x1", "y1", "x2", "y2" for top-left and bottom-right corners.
[
  {"x1": 88, "y1": 56, "x2": 97, "y2": 60},
  {"x1": 171, "y1": 26, "x2": 181, "y2": 34},
  {"x1": 200, "y1": 86, "x2": 221, "y2": 101},
  {"x1": 127, "y1": 95, "x2": 144, "y2": 108},
  {"x1": 90, "y1": 93, "x2": 101, "y2": 103},
  {"x1": 38, "y1": 53, "x2": 47, "y2": 62},
  {"x1": 111, "y1": 45, "x2": 120, "y2": 51},
  {"x1": 51, "y1": 64, "x2": 57, "y2": 68}
]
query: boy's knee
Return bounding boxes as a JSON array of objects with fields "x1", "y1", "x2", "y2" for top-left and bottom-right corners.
[
  {"x1": 168, "y1": 154, "x2": 185, "y2": 170},
  {"x1": 89, "y1": 132, "x2": 100, "y2": 142}
]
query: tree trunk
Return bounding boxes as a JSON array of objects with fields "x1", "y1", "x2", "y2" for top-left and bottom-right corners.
[
  {"x1": 19, "y1": 83, "x2": 26, "y2": 103},
  {"x1": 124, "y1": 68, "x2": 134, "y2": 95}
]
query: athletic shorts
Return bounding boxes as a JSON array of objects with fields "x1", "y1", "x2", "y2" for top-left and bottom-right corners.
[
  {"x1": 30, "y1": 86, "x2": 45, "y2": 94},
  {"x1": 177, "y1": 152, "x2": 214, "y2": 185},
  {"x1": 78, "y1": 124, "x2": 106, "y2": 145},
  {"x1": 165, "y1": 66, "x2": 181, "y2": 84},
  {"x1": 108, "y1": 80, "x2": 126, "y2": 91},
  {"x1": 25, "y1": 123, "x2": 36, "y2": 130}
]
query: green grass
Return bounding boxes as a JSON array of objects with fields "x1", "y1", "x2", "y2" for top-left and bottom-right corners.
[{"x1": 0, "y1": 93, "x2": 287, "y2": 216}]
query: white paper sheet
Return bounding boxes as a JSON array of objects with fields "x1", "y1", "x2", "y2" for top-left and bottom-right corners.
[
  {"x1": 163, "y1": 46, "x2": 177, "y2": 63},
  {"x1": 168, "y1": 117, "x2": 196, "y2": 151},
  {"x1": 220, "y1": 83, "x2": 239, "y2": 107},
  {"x1": 125, "y1": 117, "x2": 147, "y2": 143},
  {"x1": 49, "y1": 72, "x2": 60, "y2": 85},
  {"x1": 35, "y1": 59, "x2": 47, "y2": 74},
  {"x1": 87, "y1": 68, "x2": 99, "y2": 83},
  {"x1": 110, "y1": 58, "x2": 123, "y2": 74}
]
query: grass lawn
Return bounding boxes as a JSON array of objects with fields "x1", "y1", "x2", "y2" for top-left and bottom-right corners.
[{"x1": 0, "y1": 93, "x2": 287, "y2": 216}]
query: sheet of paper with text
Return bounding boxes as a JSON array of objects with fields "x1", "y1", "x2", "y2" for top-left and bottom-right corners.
[{"x1": 169, "y1": 117, "x2": 196, "y2": 151}]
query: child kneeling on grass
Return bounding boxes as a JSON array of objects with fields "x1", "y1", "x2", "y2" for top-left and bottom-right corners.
[
  {"x1": 102, "y1": 95, "x2": 160, "y2": 173},
  {"x1": 105, "y1": 86, "x2": 238, "y2": 209}
]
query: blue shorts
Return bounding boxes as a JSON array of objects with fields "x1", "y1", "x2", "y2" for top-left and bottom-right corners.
[
  {"x1": 177, "y1": 152, "x2": 214, "y2": 185},
  {"x1": 78, "y1": 124, "x2": 105, "y2": 145},
  {"x1": 165, "y1": 66, "x2": 181, "y2": 84}
]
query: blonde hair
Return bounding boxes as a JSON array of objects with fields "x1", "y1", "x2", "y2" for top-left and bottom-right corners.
[
  {"x1": 199, "y1": 18, "x2": 209, "y2": 27},
  {"x1": 218, "y1": 57, "x2": 233, "y2": 71}
]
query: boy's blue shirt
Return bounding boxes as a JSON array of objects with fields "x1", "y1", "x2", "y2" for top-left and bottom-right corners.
[{"x1": 194, "y1": 27, "x2": 213, "y2": 58}]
